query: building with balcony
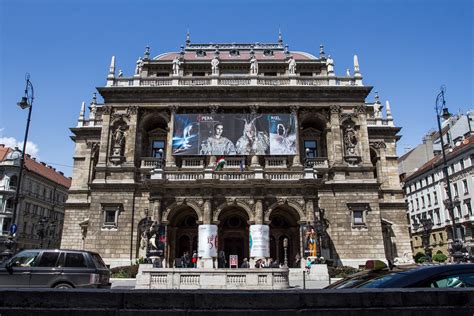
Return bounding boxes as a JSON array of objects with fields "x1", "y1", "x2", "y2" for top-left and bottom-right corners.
[
  {"x1": 61, "y1": 36, "x2": 411, "y2": 268},
  {"x1": 401, "y1": 111, "x2": 474, "y2": 257},
  {"x1": 0, "y1": 145, "x2": 70, "y2": 251}
]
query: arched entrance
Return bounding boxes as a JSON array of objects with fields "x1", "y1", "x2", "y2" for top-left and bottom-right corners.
[
  {"x1": 167, "y1": 206, "x2": 198, "y2": 267},
  {"x1": 218, "y1": 207, "x2": 249, "y2": 267},
  {"x1": 269, "y1": 206, "x2": 300, "y2": 267}
]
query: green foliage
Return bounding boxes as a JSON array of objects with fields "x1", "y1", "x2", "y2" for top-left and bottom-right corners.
[
  {"x1": 110, "y1": 265, "x2": 139, "y2": 278},
  {"x1": 414, "y1": 252, "x2": 427, "y2": 264},
  {"x1": 432, "y1": 252, "x2": 448, "y2": 263},
  {"x1": 328, "y1": 265, "x2": 362, "y2": 278},
  {"x1": 135, "y1": 257, "x2": 145, "y2": 265}
]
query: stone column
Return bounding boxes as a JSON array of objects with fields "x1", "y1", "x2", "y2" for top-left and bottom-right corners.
[
  {"x1": 249, "y1": 105, "x2": 261, "y2": 168},
  {"x1": 306, "y1": 199, "x2": 315, "y2": 224},
  {"x1": 165, "y1": 105, "x2": 178, "y2": 168},
  {"x1": 250, "y1": 199, "x2": 270, "y2": 264},
  {"x1": 291, "y1": 105, "x2": 302, "y2": 167},
  {"x1": 152, "y1": 199, "x2": 162, "y2": 224},
  {"x1": 356, "y1": 105, "x2": 371, "y2": 166},
  {"x1": 198, "y1": 199, "x2": 217, "y2": 268},
  {"x1": 97, "y1": 106, "x2": 112, "y2": 165},
  {"x1": 125, "y1": 106, "x2": 138, "y2": 166},
  {"x1": 329, "y1": 105, "x2": 343, "y2": 166}
]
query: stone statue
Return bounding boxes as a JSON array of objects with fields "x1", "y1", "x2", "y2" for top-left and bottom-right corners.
[
  {"x1": 112, "y1": 126, "x2": 126, "y2": 156},
  {"x1": 326, "y1": 55, "x2": 334, "y2": 73},
  {"x1": 135, "y1": 58, "x2": 142, "y2": 76},
  {"x1": 287, "y1": 56, "x2": 296, "y2": 75},
  {"x1": 249, "y1": 56, "x2": 258, "y2": 75},
  {"x1": 211, "y1": 56, "x2": 219, "y2": 75},
  {"x1": 118, "y1": 69, "x2": 123, "y2": 77},
  {"x1": 373, "y1": 102, "x2": 382, "y2": 119},
  {"x1": 172, "y1": 57, "x2": 182, "y2": 76},
  {"x1": 343, "y1": 125, "x2": 358, "y2": 156}
]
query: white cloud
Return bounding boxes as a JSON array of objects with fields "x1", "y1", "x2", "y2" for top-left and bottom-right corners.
[{"x1": 0, "y1": 136, "x2": 40, "y2": 158}]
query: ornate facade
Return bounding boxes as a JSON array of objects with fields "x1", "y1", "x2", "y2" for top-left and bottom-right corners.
[{"x1": 62, "y1": 37, "x2": 411, "y2": 268}]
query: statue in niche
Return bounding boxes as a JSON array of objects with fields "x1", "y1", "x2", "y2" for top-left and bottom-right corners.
[
  {"x1": 343, "y1": 124, "x2": 358, "y2": 156},
  {"x1": 172, "y1": 56, "x2": 182, "y2": 76},
  {"x1": 249, "y1": 56, "x2": 258, "y2": 75},
  {"x1": 112, "y1": 125, "x2": 127, "y2": 157}
]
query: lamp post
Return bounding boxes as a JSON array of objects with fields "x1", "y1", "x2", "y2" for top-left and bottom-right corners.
[
  {"x1": 36, "y1": 216, "x2": 48, "y2": 248},
  {"x1": 413, "y1": 218, "x2": 433, "y2": 262},
  {"x1": 7, "y1": 74, "x2": 34, "y2": 254},
  {"x1": 435, "y1": 86, "x2": 464, "y2": 262},
  {"x1": 283, "y1": 237, "x2": 288, "y2": 268}
]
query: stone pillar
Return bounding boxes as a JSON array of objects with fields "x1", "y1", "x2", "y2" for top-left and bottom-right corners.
[
  {"x1": 249, "y1": 199, "x2": 270, "y2": 264},
  {"x1": 152, "y1": 199, "x2": 162, "y2": 224},
  {"x1": 125, "y1": 106, "x2": 138, "y2": 166},
  {"x1": 165, "y1": 105, "x2": 178, "y2": 168},
  {"x1": 290, "y1": 105, "x2": 302, "y2": 167},
  {"x1": 97, "y1": 106, "x2": 112, "y2": 165},
  {"x1": 356, "y1": 105, "x2": 371, "y2": 166},
  {"x1": 306, "y1": 199, "x2": 315, "y2": 224},
  {"x1": 329, "y1": 105, "x2": 343, "y2": 166},
  {"x1": 203, "y1": 199, "x2": 212, "y2": 224},
  {"x1": 255, "y1": 199, "x2": 263, "y2": 225}
]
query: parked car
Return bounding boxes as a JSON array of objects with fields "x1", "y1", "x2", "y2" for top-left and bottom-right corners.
[
  {"x1": 0, "y1": 249, "x2": 110, "y2": 289},
  {"x1": 325, "y1": 260, "x2": 474, "y2": 289}
]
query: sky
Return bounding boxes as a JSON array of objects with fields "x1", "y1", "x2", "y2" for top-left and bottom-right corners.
[{"x1": 0, "y1": 0, "x2": 472, "y2": 177}]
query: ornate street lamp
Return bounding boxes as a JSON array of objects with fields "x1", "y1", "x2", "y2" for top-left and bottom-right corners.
[
  {"x1": 4, "y1": 74, "x2": 35, "y2": 256},
  {"x1": 435, "y1": 86, "x2": 464, "y2": 262},
  {"x1": 413, "y1": 218, "x2": 433, "y2": 262}
]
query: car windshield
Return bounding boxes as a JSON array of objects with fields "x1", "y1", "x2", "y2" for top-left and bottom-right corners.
[
  {"x1": 328, "y1": 271, "x2": 387, "y2": 289},
  {"x1": 9, "y1": 250, "x2": 40, "y2": 267},
  {"x1": 357, "y1": 271, "x2": 409, "y2": 288}
]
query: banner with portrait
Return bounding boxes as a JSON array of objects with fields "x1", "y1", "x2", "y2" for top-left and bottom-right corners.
[{"x1": 172, "y1": 113, "x2": 296, "y2": 156}]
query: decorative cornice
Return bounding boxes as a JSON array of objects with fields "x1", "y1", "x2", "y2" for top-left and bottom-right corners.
[
  {"x1": 209, "y1": 104, "x2": 219, "y2": 114},
  {"x1": 102, "y1": 106, "x2": 113, "y2": 115},
  {"x1": 127, "y1": 105, "x2": 139, "y2": 116},
  {"x1": 370, "y1": 141, "x2": 387, "y2": 149},
  {"x1": 355, "y1": 104, "x2": 366, "y2": 115}
]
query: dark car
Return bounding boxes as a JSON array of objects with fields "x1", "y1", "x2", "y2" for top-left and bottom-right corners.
[
  {"x1": 325, "y1": 260, "x2": 474, "y2": 289},
  {"x1": 0, "y1": 249, "x2": 110, "y2": 289}
]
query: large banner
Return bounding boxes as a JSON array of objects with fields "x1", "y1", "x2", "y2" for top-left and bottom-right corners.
[
  {"x1": 172, "y1": 113, "x2": 296, "y2": 156},
  {"x1": 249, "y1": 225, "x2": 270, "y2": 258},
  {"x1": 198, "y1": 225, "x2": 218, "y2": 258}
]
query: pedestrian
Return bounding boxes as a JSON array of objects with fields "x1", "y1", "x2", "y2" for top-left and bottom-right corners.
[
  {"x1": 266, "y1": 258, "x2": 273, "y2": 268},
  {"x1": 218, "y1": 250, "x2": 226, "y2": 268},
  {"x1": 294, "y1": 253, "x2": 301, "y2": 268},
  {"x1": 254, "y1": 259, "x2": 262, "y2": 268},
  {"x1": 305, "y1": 257, "x2": 312, "y2": 275},
  {"x1": 192, "y1": 251, "x2": 198, "y2": 268},
  {"x1": 240, "y1": 258, "x2": 250, "y2": 268},
  {"x1": 153, "y1": 257, "x2": 162, "y2": 268}
]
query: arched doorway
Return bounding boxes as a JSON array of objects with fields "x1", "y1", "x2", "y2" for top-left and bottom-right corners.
[
  {"x1": 269, "y1": 206, "x2": 300, "y2": 267},
  {"x1": 167, "y1": 206, "x2": 198, "y2": 267},
  {"x1": 218, "y1": 207, "x2": 249, "y2": 267}
]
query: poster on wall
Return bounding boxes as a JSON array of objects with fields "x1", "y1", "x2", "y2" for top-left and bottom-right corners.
[
  {"x1": 198, "y1": 224, "x2": 218, "y2": 258},
  {"x1": 172, "y1": 113, "x2": 296, "y2": 156},
  {"x1": 249, "y1": 225, "x2": 270, "y2": 258}
]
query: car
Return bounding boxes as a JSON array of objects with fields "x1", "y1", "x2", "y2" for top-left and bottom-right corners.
[
  {"x1": 0, "y1": 249, "x2": 111, "y2": 289},
  {"x1": 325, "y1": 260, "x2": 474, "y2": 289}
]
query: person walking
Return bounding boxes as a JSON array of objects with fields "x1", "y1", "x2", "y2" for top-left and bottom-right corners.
[
  {"x1": 192, "y1": 251, "x2": 198, "y2": 268},
  {"x1": 240, "y1": 258, "x2": 250, "y2": 268}
]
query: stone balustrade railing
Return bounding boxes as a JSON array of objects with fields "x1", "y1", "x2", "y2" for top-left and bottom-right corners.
[
  {"x1": 108, "y1": 75, "x2": 361, "y2": 87},
  {"x1": 265, "y1": 156, "x2": 287, "y2": 168},
  {"x1": 135, "y1": 266, "x2": 290, "y2": 290}
]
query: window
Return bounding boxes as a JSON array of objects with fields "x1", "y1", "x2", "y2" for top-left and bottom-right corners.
[
  {"x1": 10, "y1": 250, "x2": 40, "y2": 267},
  {"x1": 434, "y1": 191, "x2": 438, "y2": 205},
  {"x1": 64, "y1": 253, "x2": 87, "y2": 268},
  {"x1": 192, "y1": 72, "x2": 205, "y2": 76},
  {"x1": 450, "y1": 165, "x2": 455, "y2": 174},
  {"x1": 102, "y1": 205, "x2": 122, "y2": 229},
  {"x1": 465, "y1": 200, "x2": 472, "y2": 217},
  {"x1": 434, "y1": 209, "x2": 440, "y2": 225},
  {"x1": 460, "y1": 159, "x2": 465, "y2": 170},
  {"x1": 416, "y1": 198, "x2": 420, "y2": 210},
  {"x1": 264, "y1": 72, "x2": 277, "y2": 76},
  {"x1": 427, "y1": 194, "x2": 432, "y2": 206},
  {"x1": 453, "y1": 183, "x2": 459, "y2": 197},
  {"x1": 37, "y1": 252, "x2": 60, "y2": 267},
  {"x1": 455, "y1": 205, "x2": 461, "y2": 218},
  {"x1": 152, "y1": 140, "x2": 165, "y2": 158},
  {"x1": 471, "y1": 154, "x2": 474, "y2": 166},
  {"x1": 428, "y1": 273, "x2": 474, "y2": 288},
  {"x1": 353, "y1": 211, "x2": 364, "y2": 224},
  {"x1": 463, "y1": 179, "x2": 469, "y2": 194},
  {"x1": 304, "y1": 140, "x2": 317, "y2": 158},
  {"x1": 432, "y1": 174, "x2": 435, "y2": 183},
  {"x1": 421, "y1": 197, "x2": 425, "y2": 208}
]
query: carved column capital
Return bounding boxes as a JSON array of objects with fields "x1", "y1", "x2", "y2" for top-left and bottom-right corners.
[
  {"x1": 249, "y1": 104, "x2": 259, "y2": 114},
  {"x1": 102, "y1": 106, "x2": 113, "y2": 115},
  {"x1": 127, "y1": 105, "x2": 139, "y2": 116},
  {"x1": 290, "y1": 104, "x2": 299, "y2": 114},
  {"x1": 355, "y1": 104, "x2": 366, "y2": 115},
  {"x1": 169, "y1": 104, "x2": 179, "y2": 114},
  {"x1": 209, "y1": 104, "x2": 219, "y2": 114},
  {"x1": 329, "y1": 104, "x2": 341, "y2": 115}
]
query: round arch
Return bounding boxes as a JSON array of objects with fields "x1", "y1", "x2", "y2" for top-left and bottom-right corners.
[
  {"x1": 163, "y1": 201, "x2": 203, "y2": 224},
  {"x1": 265, "y1": 201, "x2": 306, "y2": 223},
  {"x1": 213, "y1": 201, "x2": 254, "y2": 224}
]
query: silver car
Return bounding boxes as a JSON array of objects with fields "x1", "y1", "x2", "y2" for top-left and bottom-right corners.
[{"x1": 0, "y1": 249, "x2": 110, "y2": 288}]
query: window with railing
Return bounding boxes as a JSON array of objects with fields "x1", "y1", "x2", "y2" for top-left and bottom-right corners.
[{"x1": 463, "y1": 179, "x2": 469, "y2": 195}]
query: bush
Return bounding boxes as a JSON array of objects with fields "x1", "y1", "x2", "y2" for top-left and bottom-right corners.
[
  {"x1": 414, "y1": 252, "x2": 426, "y2": 264},
  {"x1": 432, "y1": 251, "x2": 448, "y2": 263},
  {"x1": 328, "y1": 265, "x2": 361, "y2": 278},
  {"x1": 110, "y1": 264, "x2": 139, "y2": 278}
]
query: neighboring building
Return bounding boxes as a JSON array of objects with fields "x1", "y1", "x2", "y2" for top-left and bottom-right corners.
[
  {"x1": 0, "y1": 145, "x2": 71, "y2": 251},
  {"x1": 401, "y1": 111, "x2": 474, "y2": 257},
  {"x1": 62, "y1": 36, "x2": 412, "y2": 268}
]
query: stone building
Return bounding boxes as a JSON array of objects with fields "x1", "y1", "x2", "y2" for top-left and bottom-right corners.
[
  {"x1": 0, "y1": 145, "x2": 70, "y2": 251},
  {"x1": 62, "y1": 36, "x2": 411, "y2": 268}
]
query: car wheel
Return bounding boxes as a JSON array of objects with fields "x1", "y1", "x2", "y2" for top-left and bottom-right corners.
[{"x1": 54, "y1": 283, "x2": 73, "y2": 289}]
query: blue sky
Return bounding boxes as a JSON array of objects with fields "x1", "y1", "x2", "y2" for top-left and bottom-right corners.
[{"x1": 1, "y1": 0, "x2": 472, "y2": 177}]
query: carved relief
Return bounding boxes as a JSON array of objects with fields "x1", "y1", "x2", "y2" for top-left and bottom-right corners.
[
  {"x1": 209, "y1": 104, "x2": 219, "y2": 114},
  {"x1": 355, "y1": 104, "x2": 366, "y2": 115},
  {"x1": 102, "y1": 106, "x2": 112, "y2": 115},
  {"x1": 370, "y1": 141, "x2": 387, "y2": 149},
  {"x1": 249, "y1": 104, "x2": 259, "y2": 114},
  {"x1": 127, "y1": 105, "x2": 139, "y2": 116}
]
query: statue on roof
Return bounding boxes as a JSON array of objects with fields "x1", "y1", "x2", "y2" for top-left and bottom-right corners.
[
  {"x1": 287, "y1": 56, "x2": 296, "y2": 75},
  {"x1": 211, "y1": 56, "x2": 220, "y2": 75},
  {"x1": 172, "y1": 56, "x2": 182, "y2": 76},
  {"x1": 326, "y1": 55, "x2": 334, "y2": 73},
  {"x1": 135, "y1": 58, "x2": 143, "y2": 76},
  {"x1": 249, "y1": 56, "x2": 258, "y2": 75}
]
